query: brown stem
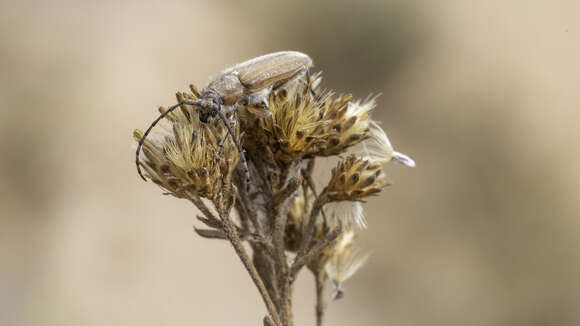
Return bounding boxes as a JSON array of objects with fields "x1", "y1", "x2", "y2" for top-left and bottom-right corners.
[
  {"x1": 302, "y1": 170, "x2": 329, "y2": 229},
  {"x1": 238, "y1": 185, "x2": 267, "y2": 241},
  {"x1": 279, "y1": 280, "x2": 293, "y2": 326},
  {"x1": 293, "y1": 204, "x2": 321, "y2": 265},
  {"x1": 264, "y1": 315, "x2": 276, "y2": 326},
  {"x1": 193, "y1": 227, "x2": 227, "y2": 239},
  {"x1": 253, "y1": 245, "x2": 280, "y2": 307},
  {"x1": 271, "y1": 177, "x2": 301, "y2": 326},
  {"x1": 187, "y1": 192, "x2": 218, "y2": 221},
  {"x1": 315, "y1": 274, "x2": 326, "y2": 326},
  {"x1": 291, "y1": 222, "x2": 342, "y2": 276},
  {"x1": 196, "y1": 214, "x2": 222, "y2": 229},
  {"x1": 291, "y1": 190, "x2": 328, "y2": 278},
  {"x1": 220, "y1": 213, "x2": 282, "y2": 326}
]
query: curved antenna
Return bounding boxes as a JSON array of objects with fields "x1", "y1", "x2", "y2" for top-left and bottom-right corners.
[{"x1": 135, "y1": 99, "x2": 200, "y2": 181}]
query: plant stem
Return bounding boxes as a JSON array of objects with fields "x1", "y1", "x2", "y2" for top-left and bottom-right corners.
[
  {"x1": 291, "y1": 192, "x2": 327, "y2": 278},
  {"x1": 221, "y1": 214, "x2": 282, "y2": 326},
  {"x1": 315, "y1": 274, "x2": 326, "y2": 326}
]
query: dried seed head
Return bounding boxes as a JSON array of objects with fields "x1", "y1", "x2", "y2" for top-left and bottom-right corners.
[
  {"x1": 321, "y1": 229, "x2": 369, "y2": 300},
  {"x1": 133, "y1": 64, "x2": 415, "y2": 313},
  {"x1": 326, "y1": 155, "x2": 390, "y2": 202},
  {"x1": 264, "y1": 92, "x2": 330, "y2": 164},
  {"x1": 134, "y1": 92, "x2": 239, "y2": 200},
  {"x1": 318, "y1": 97, "x2": 374, "y2": 156},
  {"x1": 285, "y1": 188, "x2": 350, "y2": 254},
  {"x1": 241, "y1": 81, "x2": 373, "y2": 165}
]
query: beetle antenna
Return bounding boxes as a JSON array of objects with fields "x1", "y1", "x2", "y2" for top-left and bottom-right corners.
[
  {"x1": 135, "y1": 100, "x2": 200, "y2": 181},
  {"x1": 214, "y1": 108, "x2": 251, "y2": 190}
]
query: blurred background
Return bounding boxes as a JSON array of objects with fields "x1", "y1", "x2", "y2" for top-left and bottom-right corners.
[{"x1": 1, "y1": 0, "x2": 580, "y2": 325}]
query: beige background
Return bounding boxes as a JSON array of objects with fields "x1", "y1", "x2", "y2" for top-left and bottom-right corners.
[{"x1": 1, "y1": 1, "x2": 580, "y2": 325}]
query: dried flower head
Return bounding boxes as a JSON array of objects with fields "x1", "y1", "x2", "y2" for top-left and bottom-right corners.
[
  {"x1": 318, "y1": 97, "x2": 375, "y2": 156},
  {"x1": 133, "y1": 92, "x2": 239, "y2": 201},
  {"x1": 325, "y1": 155, "x2": 390, "y2": 202},
  {"x1": 133, "y1": 61, "x2": 414, "y2": 326},
  {"x1": 241, "y1": 75, "x2": 374, "y2": 166}
]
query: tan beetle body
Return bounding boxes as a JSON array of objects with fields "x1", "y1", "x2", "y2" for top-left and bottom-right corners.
[
  {"x1": 136, "y1": 51, "x2": 313, "y2": 182},
  {"x1": 197, "y1": 51, "x2": 313, "y2": 122}
]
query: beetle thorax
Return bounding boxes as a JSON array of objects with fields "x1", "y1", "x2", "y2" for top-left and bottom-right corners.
[{"x1": 205, "y1": 73, "x2": 244, "y2": 106}]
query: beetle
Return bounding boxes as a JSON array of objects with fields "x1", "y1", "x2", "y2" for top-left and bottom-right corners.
[{"x1": 135, "y1": 51, "x2": 313, "y2": 186}]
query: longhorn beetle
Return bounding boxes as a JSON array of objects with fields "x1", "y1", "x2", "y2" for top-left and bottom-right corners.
[{"x1": 135, "y1": 51, "x2": 313, "y2": 187}]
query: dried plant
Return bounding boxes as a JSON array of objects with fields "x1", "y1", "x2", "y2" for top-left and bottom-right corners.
[{"x1": 133, "y1": 72, "x2": 414, "y2": 326}]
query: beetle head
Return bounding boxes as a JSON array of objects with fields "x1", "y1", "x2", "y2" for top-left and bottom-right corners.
[{"x1": 196, "y1": 96, "x2": 222, "y2": 123}]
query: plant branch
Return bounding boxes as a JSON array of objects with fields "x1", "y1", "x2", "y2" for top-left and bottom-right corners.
[
  {"x1": 291, "y1": 190, "x2": 329, "y2": 278},
  {"x1": 302, "y1": 168, "x2": 330, "y2": 229},
  {"x1": 237, "y1": 184, "x2": 268, "y2": 241},
  {"x1": 187, "y1": 192, "x2": 218, "y2": 221},
  {"x1": 220, "y1": 211, "x2": 282, "y2": 326},
  {"x1": 315, "y1": 274, "x2": 326, "y2": 326},
  {"x1": 193, "y1": 227, "x2": 227, "y2": 239},
  {"x1": 271, "y1": 176, "x2": 301, "y2": 326},
  {"x1": 291, "y1": 222, "x2": 342, "y2": 277},
  {"x1": 264, "y1": 315, "x2": 276, "y2": 326}
]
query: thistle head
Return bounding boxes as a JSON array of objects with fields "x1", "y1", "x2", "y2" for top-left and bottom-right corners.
[
  {"x1": 325, "y1": 155, "x2": 390, "y2": 202},
  {"x1": 133, "y1": 67, "x2": 415, "y2": 314},
  {"x1": 240, "y1": 75, "x2": 374, "y2": 166},
  {"x1": 134, "y1": 92, "x2": 239, "y2": 202}
]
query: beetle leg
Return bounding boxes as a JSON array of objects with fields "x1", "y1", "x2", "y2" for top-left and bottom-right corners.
[
  {"x1": 216, "y1": 119, "x2": 235, "y2": 157},
  {"x1": 214, "y1": 108, "x2": 251, "y2": 191},
  {"x1": 244, "y1": 87, "x2": 271, "y2": 109}
]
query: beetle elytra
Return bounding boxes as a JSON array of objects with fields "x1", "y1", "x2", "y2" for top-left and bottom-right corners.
[{"x1": 135, "y1": 51, "x2": 314, "y2": 186}]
